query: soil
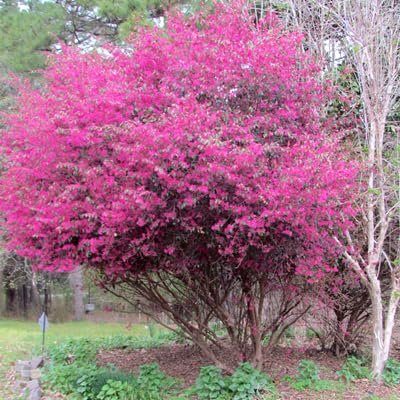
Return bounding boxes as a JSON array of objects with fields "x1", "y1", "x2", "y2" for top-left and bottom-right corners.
[{"x1": 97, "y1": 344, "x2": 400, "y2": 400}]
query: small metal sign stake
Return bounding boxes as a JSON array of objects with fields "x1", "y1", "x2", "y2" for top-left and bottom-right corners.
[
  {"x1": 38, "y1": 285, "x2": 49, "y2": 353},
  {"x1": 38, "y1": 312, "x2": 49, "y2": 352}
]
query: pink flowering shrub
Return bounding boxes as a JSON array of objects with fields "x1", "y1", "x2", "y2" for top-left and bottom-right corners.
[{"x1": 1, "y1": 2, "x2": 358, "y2": 368}]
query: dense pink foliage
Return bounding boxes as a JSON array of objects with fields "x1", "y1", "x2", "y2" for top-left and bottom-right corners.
[{"x1": 1, "y1": 3, "x2": 358, "y2": 279}]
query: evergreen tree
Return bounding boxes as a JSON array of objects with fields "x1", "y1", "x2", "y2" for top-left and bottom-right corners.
[
  {"x1": 0, "y1": 0, "x2": 185, "y2": 73},
  {"x1": 0, "y1": 0, "x2": 64, "y2": 72}
]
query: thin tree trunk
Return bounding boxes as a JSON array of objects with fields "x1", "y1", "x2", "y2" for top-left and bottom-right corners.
[
  {"x1": 286, "y1": 0, "x2": 400, "y2": 380},
  {"x1": 0, "y1": 262, "x2": 3, "y2": 314},
  {"x1": 368, "y1": 273, "x2": 385, "y2": 378},
  {"x1": 68, "y1": 267, "x2": 85, "y2": 321},
  {"x1": 30, "y1": 271, "x2": 40, "y2": 312},
  {"x1": 383, "y1": 280, "x2": 400, "y2": 364},
  {"x1": 369, "y1": 282, "x2": 399, "y2": 379}
]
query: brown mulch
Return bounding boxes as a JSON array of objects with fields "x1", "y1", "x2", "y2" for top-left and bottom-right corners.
[
  {"x1": 98, "y1": 343, "x2": 238, "y2": 387},
  {"x1": 97, "y1": 344, "x2": 400, "y2": 400}
]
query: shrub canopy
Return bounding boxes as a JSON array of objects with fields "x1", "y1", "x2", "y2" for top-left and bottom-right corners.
[{"x1": 1, "y1": 1, "x2": 358, "y2": 368}]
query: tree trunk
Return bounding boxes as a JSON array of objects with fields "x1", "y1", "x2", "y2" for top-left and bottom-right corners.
[
  {"x1": 5, "y1": 285, "x2": 16, "y2": 314},
  {"x1": 30, "y1": 271, "x2": 40, "y2": 312},
  {"x1": 251, "y1": 328, "x2": 263, "y2": 369},
  {"x1": 68, "y1": 267, "x2": 85, "y2": 321},
  {"x1": 0, "y1": 263, "x2": 3, "y2": 314},
  {"x1": 285, "y1": 0, "x2": 400, "y2": 381},
  {"x1": 368, "y1": 274, "x2": 385, "y2": 378},
  {"x1": 367, "y1": 266, "x2": 400, "y2": 379}
]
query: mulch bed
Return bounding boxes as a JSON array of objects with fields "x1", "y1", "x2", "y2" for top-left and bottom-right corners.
[{"x1": 97, "y1": 344, "x2": 400, "y2": 399}]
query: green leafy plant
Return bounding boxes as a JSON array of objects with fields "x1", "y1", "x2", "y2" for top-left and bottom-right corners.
[
  {"x1": 190, "y1": 363, "x2": 276, "y2": 400},
  {"x1": 337, "y1": 356, "x2": 371, "y2": 383},
  {"x1": 90, "y1": 366, "x2": 137, "y2": 398},
  {"x1": 47, "y1": 338, "x2": 97, "y2": 365},
  {"x1": 210, "y1": 322, "x2": 228, "y2": 338},
  {"x1": 289, "y1": 360, "x2": 344, "y2": 392},
  {"x1": 97, "y1": 379, "x2": 133, "y2": 400},
  {"x1": 228, "y1": 362, "x2": 276, "y2": 400},
  {"x1": 305, "y1": 328, "x2": 318, "y2": 340},
  {"x1": 193, "y1": 366, "x2": 228, "y2": 400},
  {"x1": 43, "y1": 331, "x2": 187, "y2": 399},
  {"x1": 291, "y1": 360, "x2": 320, "y2": 390},
  {"x1": 283, "y1": 326, "x2": 295, "y2": 340},
  {"x1": 42, "y1": 364, "x2": 85, "y2": 394},
  {"x1": 137, "y1": 363, "x2": 179, "y2": 397},
  {"x1": 383, "y1": 358, "x2": 400, "y2": 386},
  {"x1": 76, "y1": 368, "x2": 101, "y2": 400}
]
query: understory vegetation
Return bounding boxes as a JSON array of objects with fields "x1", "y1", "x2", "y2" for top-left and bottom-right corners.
[
  {"x1": 43, "y1": 333, "x2": 278, "y2": 400},
  {"x1": 44, "y1": 334, "x2": 277, "y2": 400},
  {"x1": 42, "y1": 331, "x2": 400, "y2": 400},
  {"x1": 0, "y1": 320, "x2": 151, "y2": 399}
]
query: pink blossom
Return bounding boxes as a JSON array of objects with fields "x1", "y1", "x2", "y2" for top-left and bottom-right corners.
[{"x1": 0, "y1": 2, "x2": 359, "y2": 280}]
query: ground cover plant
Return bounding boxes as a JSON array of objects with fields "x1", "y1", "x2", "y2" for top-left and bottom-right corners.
[
  {"x1": 382, "y1": 358, "x2": 400, "y2": 387},
  {"x1": 42, "y1": 332, "x2": 400, "y2": 399},
  {"x1": 0, "y1": 320, "x2": 153, "y2": 399},
  {"x1": 1, "y1": 321, "x2": 400, "y2": 399},
  {"x1": 337, "y1": 356, "x2": 371, "y2": 383},
  {"x1": 286, "y1": 359, "x2": 345, "y2": 392},
  {"x1": 42, "y1": 330, "x2": 181, "y2": 399},
  {"x1": 43, "y1": 334, "x2": 279, "y2": 400}
]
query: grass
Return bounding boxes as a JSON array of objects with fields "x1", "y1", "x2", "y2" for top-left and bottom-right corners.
[
  {"x1": 0, "y1": 319, "x2": 150, "y2": 400},
  {"x1": 2, "y1": 320, "x2": 400, "y2": 400},
  {"x1": 363, "y1": 397, "x2": 399, "y2": 400}
]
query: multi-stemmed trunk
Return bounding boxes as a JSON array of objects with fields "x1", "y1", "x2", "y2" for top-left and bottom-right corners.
[{"x1": 368, "y1": 270, "x2": 400, "y2": 378}]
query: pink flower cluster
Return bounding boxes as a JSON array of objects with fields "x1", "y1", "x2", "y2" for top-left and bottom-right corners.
[{"x1": 1, "y1": 2, "x2": 358, "y2": 279}]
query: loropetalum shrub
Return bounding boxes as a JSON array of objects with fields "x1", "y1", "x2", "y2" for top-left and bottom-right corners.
[{"x1": 1, "y1": 1, "x2": 359, "y2": 370}]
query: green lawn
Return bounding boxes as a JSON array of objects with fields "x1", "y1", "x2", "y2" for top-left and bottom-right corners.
[{"x1": 0, "y1": 319, "x2": 150, "y2": 400}]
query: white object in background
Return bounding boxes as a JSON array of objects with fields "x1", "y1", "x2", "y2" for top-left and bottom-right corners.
[{"x1": 38, "y1": 312, "x2": 49, "y2": 332}]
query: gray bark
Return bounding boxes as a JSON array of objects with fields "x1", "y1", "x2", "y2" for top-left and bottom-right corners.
[{"x1": 68, "y1": 267, "x2": 85, "y2": 321}]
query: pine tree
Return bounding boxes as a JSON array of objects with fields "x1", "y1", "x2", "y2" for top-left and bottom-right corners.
[{"x1": 0, "y1": 0, "x2": 65, "y2": 72}]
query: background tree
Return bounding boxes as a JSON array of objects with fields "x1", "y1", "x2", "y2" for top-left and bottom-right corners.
[
  {"x1": 0, "y1": 2, "x2": 359, "y2": 370},
  {"x1": 256, "y1": 0, "x2": 400, "y2": 380},
  {"x1": 54, "y1": 0, "x2": 180, "y2": 43},
  {"x1": 0, "y1": 251, "x2": 40, "y2": 316},
  {"x1": 331, "y1": 0, "x2": 400, "y2": 379},
  {"x1": 68, "y1": 266, "x2": 85, "y2": 320},
  {"x1": 0, "y1": 0, "x2": 187, "y2": 73},
  {"x1": 0, "y1": 0, "x2": 64, "y2": 72}
]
